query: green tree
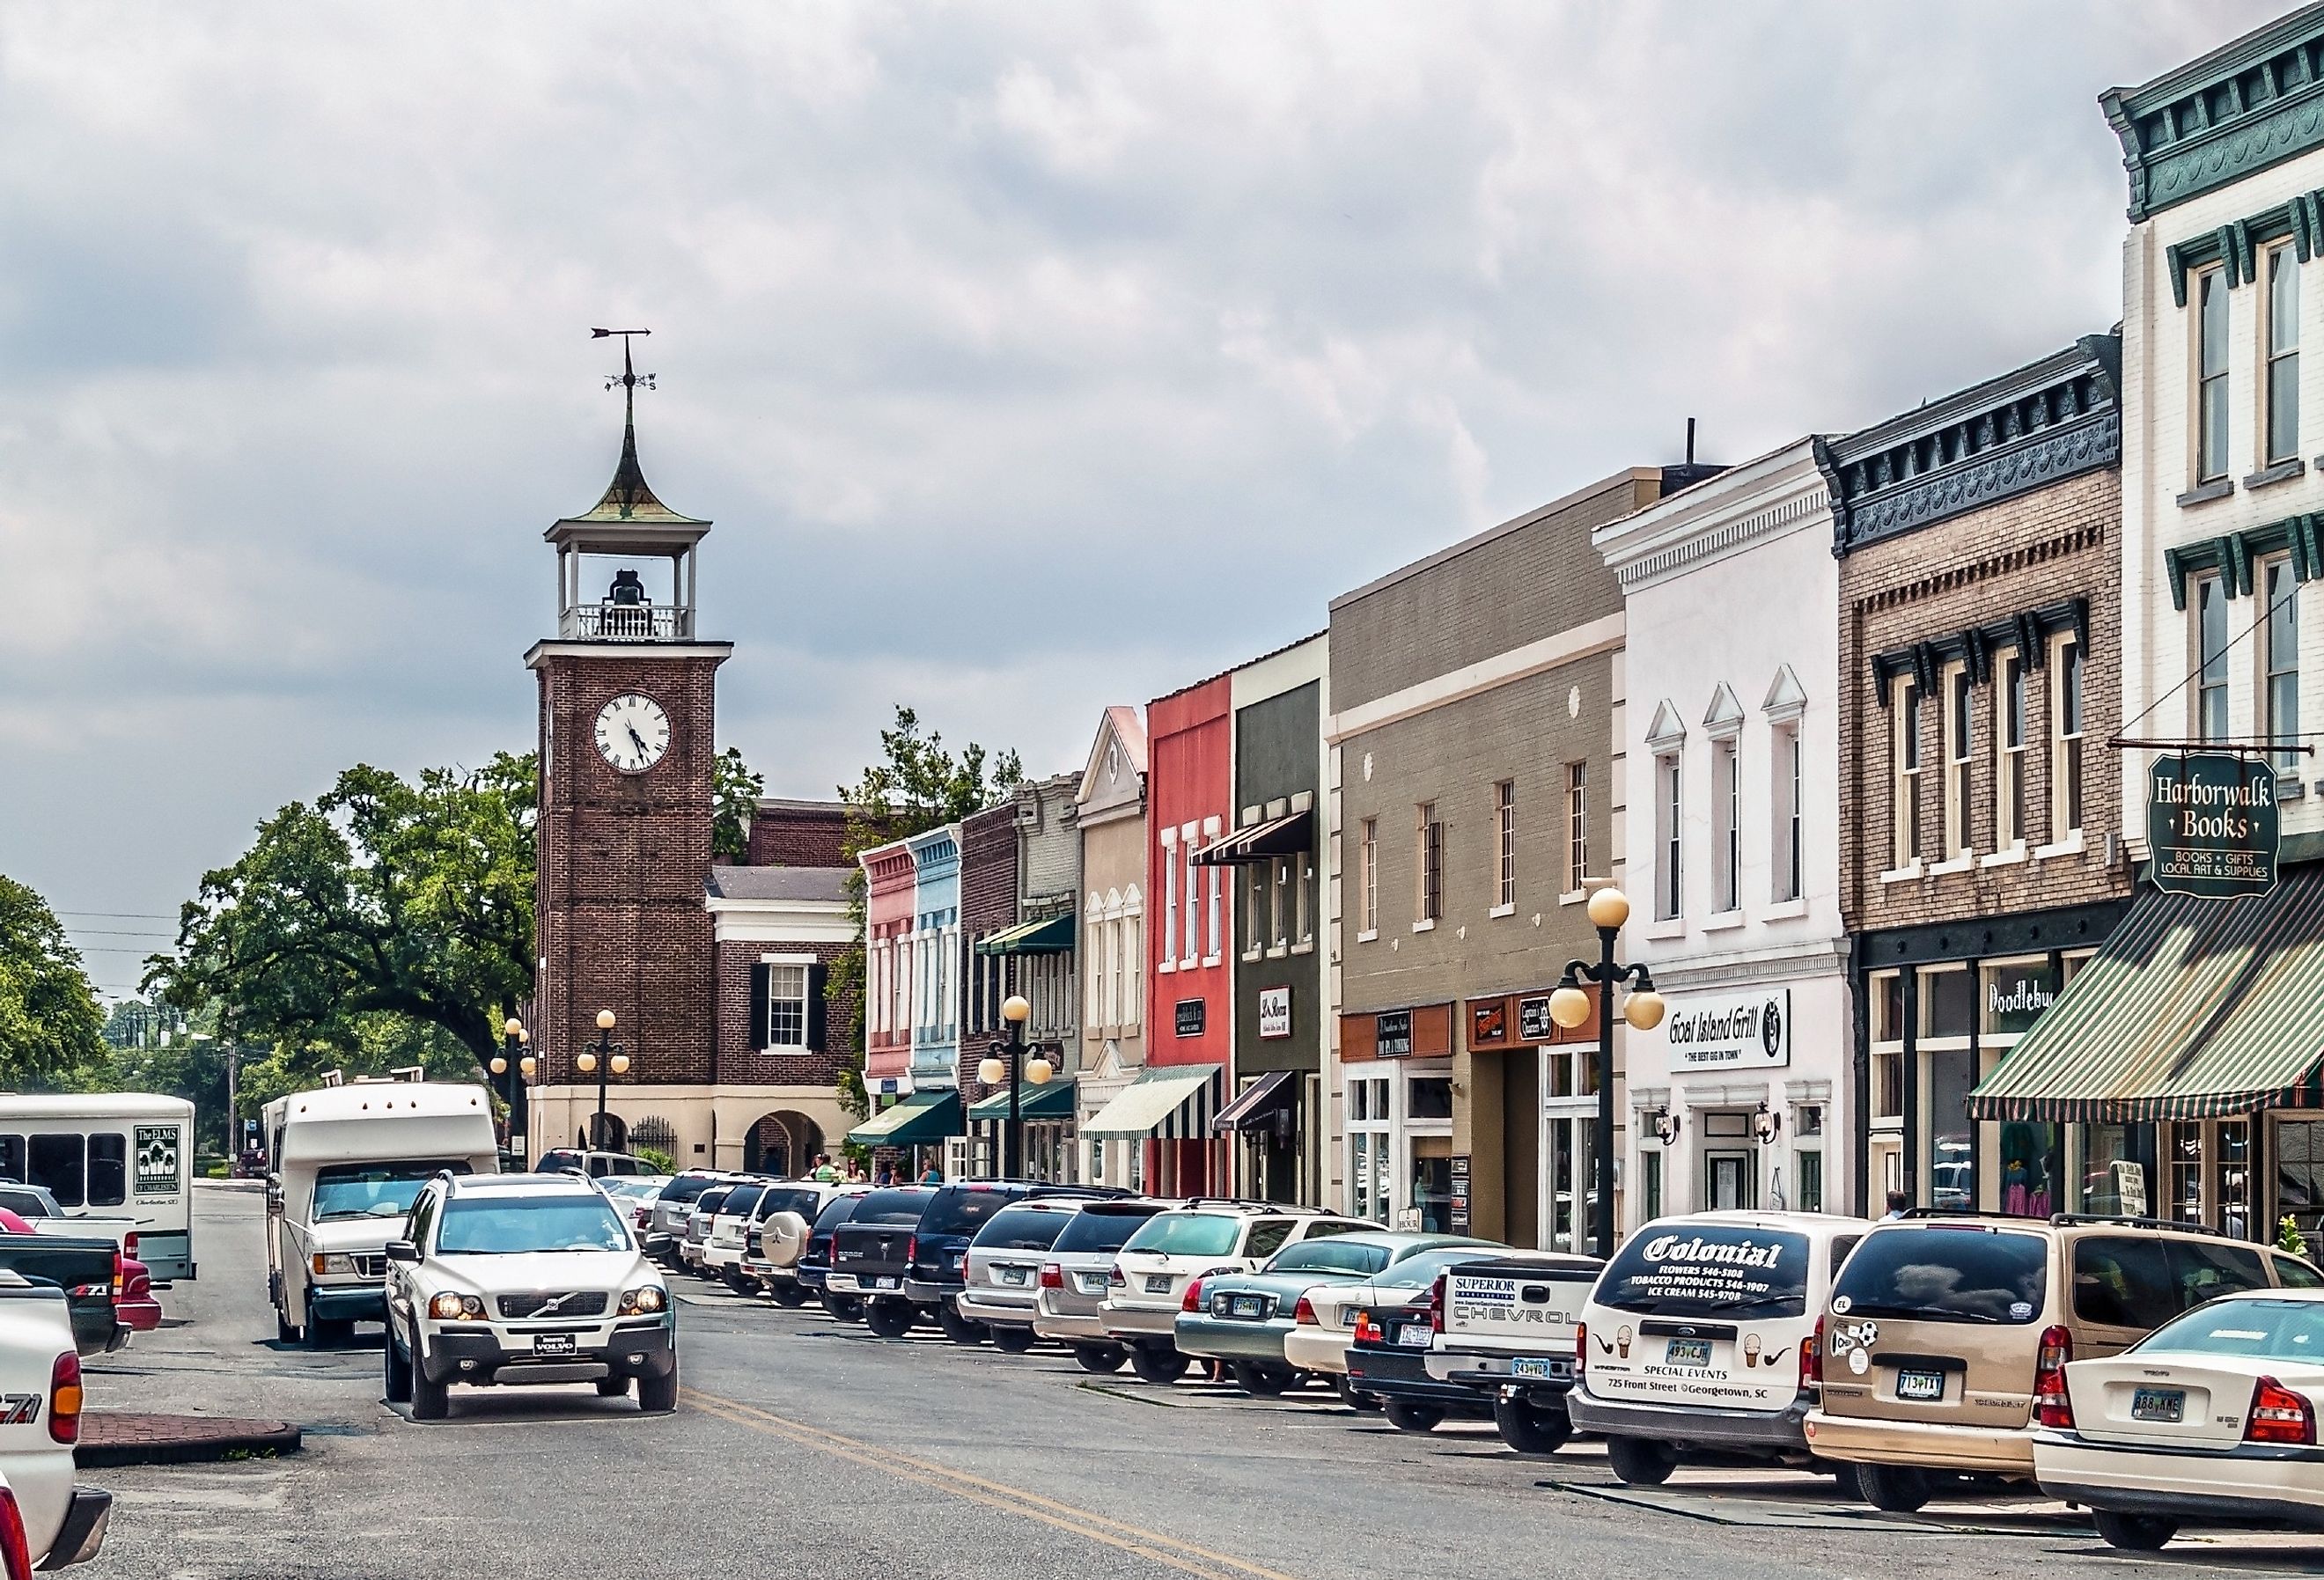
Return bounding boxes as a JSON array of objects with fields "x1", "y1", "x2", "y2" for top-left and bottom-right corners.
[
  {"x1": 827, "y1": 708, "x2": 1021, "y2": 1114},
  {"x1": 0, "y1": 876, "x2": 108, "y2": 1089},
  {"x1": 712, "y1": 746, "x2": 766, "y2": 863},
  {"x1": 147, "y1": 753, "x2": 536, "y2": 1076}
]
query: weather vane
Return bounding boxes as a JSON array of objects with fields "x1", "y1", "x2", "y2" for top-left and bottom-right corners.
[{"x1": 592, "y1": 327, "x2": 655, "y2": 393}]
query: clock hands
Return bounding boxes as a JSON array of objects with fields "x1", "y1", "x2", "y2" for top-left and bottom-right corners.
[{"x1": 628, "y1": 724, "x2": 651, "y2": 760}]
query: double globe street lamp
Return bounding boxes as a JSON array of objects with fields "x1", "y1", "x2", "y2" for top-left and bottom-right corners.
[
  {"x1": 488, "y1": 1017, "x2": 530, "y2": 1159},
  {"x1": 977, "y1": 996, "x2": 1054, "y2": 1180},
  {"x1": 575, "y1": 1009, "x2": 630, "y2": 1151},
  {"x1": 1545, "y1": 887, "x2": 1666, "y2": 1260}
]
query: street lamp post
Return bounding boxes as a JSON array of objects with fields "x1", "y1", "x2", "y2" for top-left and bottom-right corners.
[
  {"x1": 977, "y1": 996, "x2": 1055, "y2": 1179},
  {"x1": 574, "y1": 1010, "x2": 630, "y2": 1151},
  {"x1": 1547, "y1": 888, "x2": 1666, "y2": 1261},
  {"x1": 488, "y1": 1017, "x2": 529, "y2": 1160}
]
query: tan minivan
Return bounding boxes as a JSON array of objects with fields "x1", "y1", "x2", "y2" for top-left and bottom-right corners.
[{"x1": 1805, "y1": 1212, "x2": 2324, "y2": 1512}]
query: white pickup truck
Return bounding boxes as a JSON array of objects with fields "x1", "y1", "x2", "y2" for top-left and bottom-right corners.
[
  {"x1": 0, "y1": 1269, "x2": 108, "y2": 1568},
  {"x1": 1424, "y1": 1253, "x2": 1602, "y2": 1453},
  {"x1": 0, "y1": 1187, "x2": 139, "y2": 1261}
]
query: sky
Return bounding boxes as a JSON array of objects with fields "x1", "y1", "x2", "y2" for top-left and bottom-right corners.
[{"x1": 0, "y1": 1, "x2": 2285, "y2": 996}]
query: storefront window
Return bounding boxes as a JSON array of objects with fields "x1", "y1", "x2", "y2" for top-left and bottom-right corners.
[
  {"x1": 1980, "y1": 959, "x2": 2056, "y2": 1037},
  {"x1": 2218, "y1": 1121, "x2": 2253, "y2": 1240},
  {"x1": 1997, "y1": 1121, "x2": 2058, "y2": 1217},
  {"x1": 2082, "y1": 1123, "x2": 2153, "y2": 1216},
  {"x1": 1929, "y1": 1046, "x2": 1976, "y2": 1209},
  {"x1": 1409, "y1": 1136, "x2": 1452, "y2": 1231},
  {"x1": 1408, "y1": 1077, "x2": 1453, "y2": 1120},
  {"x1": 1920, "y1": 967, "x2": 1975, "y2": 1039},
  {"x1": 2168, "y1": 1123, "x2": 2204, "y2": 1224},
  {"x1": 2278, "y1": 1119, "x2": 2324, "y2": 1244}
]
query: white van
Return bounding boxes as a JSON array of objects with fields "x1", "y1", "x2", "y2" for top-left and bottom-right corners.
[
  {"x1": 0, "y1": 1095, "x2": 196, "y2": 1281},
  {"x1": 263, "y1": 1082, "x2": 497, "y2": 1345},
  {"x1": 1567, "y1": 1210, "x2": 1871, "y2": 1485}
]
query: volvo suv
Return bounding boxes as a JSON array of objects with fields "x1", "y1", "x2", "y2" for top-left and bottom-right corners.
[{"x1": 383, "y1": 1172, "x2": 677, "y2": 1421}]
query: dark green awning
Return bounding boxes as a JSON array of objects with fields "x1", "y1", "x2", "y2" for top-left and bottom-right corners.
[
  {"x1": 967, "y1": 1077, "x2": 1077, "y2": 1121},
  {"x1": 974, "y1": 913, "x2": 1076, "y2": 956},
  {"x1": 845, "y1": 1089, "x2": 963, "y2": 1147},
  {"x1": 1969, "y1": 866, "x2": 2324, "y2": 1122}
]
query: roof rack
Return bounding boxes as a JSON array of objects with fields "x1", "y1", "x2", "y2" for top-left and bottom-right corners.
[
  {"x1": 1173, "y1": 1196, "x2": 1301, "y2": 1212},
  {"x1": 1894, "y1": 1207, "x2": 2028, "y2": 1223},
  {"x1": 2048, "y1": 1212, "x2": 2226, "y2": 1238}
]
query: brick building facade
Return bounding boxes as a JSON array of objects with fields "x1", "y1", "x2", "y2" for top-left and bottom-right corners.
[{"x1": 1831, "y1": 334, "x2": 2134, "y2": 1215}]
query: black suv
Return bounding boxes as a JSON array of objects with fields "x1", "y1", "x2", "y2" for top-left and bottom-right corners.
[
  {"x1": 827, "y1": 1187, "x2": 941, "y2": 1333},
  {"x1": 841, "y1": 1180, "x2": 1125, "y2": 1341},
  {"x1": 797, "y1": 1189, "x2": 877, "y2": 1319}
]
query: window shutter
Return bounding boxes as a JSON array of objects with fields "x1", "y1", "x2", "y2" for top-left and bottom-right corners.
[
  {"x1": 749, "y1": 963, "x2": 771, "y2": 1052},
  {"x1": 807, "y1": 962, "x2": 829, "y2": 1051}
]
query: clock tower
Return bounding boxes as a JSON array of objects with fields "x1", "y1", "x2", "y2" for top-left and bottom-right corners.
[{"x1": 525, "y1": 334, "x2": 732, "y2": 1152}]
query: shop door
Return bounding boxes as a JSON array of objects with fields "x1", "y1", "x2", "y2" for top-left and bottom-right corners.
[
  {"x1": 1544, "y1": 1113, "x2": 1591, "y2": 1253},
  {"x1": 1706, "y1": 1150, "x2": 1754, "y2": 1212},
  {"x1": 1409, "y1": 1137, "x2": 1452, "y2": 1232}
]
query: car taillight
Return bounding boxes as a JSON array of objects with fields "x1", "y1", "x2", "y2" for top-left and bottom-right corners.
[
  {"x1": 48, "y1": 1351, "x2": 80, "y2": 1445},
  {"x1": 2034, "y1": 1324, "x2": 2073, "y2": 1429},
  {"x1": 1108, "y1": 1262, "x2": 1127, "y2": 1287},
  {"x1": 1575, "y1": 1320, "x2": 1586, "y2": 1378},
  {"x1": 112, "y1": 1250, "x2": 124, "y2": 1301},
  {"x1": 0, "y1": 1484, "x2": 31, "y2": 1580},
  {"x1": 124, "y1": 1231, "x2": 139, "y2": 1260},
  {"x1": 905, "y1": 1236, "x2": 918, "y2": 1266},
  {"x1": 2248, "y1": 1376, "x2": 2317, "y2": 1444},
  {"x1": 1426, "y1": 1274, "x2": 1446, "y2": 1334},
  {"x1": 1293, "y1": 1294, "x2": 1318, "y2": 1326},
  {"x1": 1181, "y1": 1277, "x2": 1206, "y2": 1313},
  {"x1": 1353, "y1": 1309, "x2": 1382, "y2": 1345},
  {"x1": 1040, "y1": 1262, "x2": 1063, "y2": 1290},
  {"x1": 1804, "y1": 1314, "x2": 1824, "y2": 1389},
  {"x1": 634, "y1": 1206, "x2": 651, "y2": 1228}
]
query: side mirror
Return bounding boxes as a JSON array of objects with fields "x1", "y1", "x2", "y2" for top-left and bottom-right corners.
[{"x1": 384, "y1": 1240, "x2": 421, "y2": 1265}]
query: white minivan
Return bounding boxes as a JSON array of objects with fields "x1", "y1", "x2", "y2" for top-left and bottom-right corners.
[
  {"x1": 264, "y1": 1082, "x2": 499, "y2": 1346},
  {"x1": 1567, "y1": 1210, "x2": 1871, "y2": 1486},
  {"x1": 0, "y1": 1095, "x2": 195, "y2": 1282}
]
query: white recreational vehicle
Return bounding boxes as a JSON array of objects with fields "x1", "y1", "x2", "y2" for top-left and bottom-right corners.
[
  {"x1": 263, "y1": 1081, "x2": 498, "y2": 1345},
  {"x1": 0, "y1": 1094, "x2": 196, "y2": 1281}
]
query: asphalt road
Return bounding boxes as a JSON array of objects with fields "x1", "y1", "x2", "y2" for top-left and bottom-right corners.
[{"x1": 69, "y1": 1185, "x2": 2324, "y2": 1579}]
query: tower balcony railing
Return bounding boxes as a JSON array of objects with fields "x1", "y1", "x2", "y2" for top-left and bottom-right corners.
[{"x1": 559, "y1": 602, "x2": 694, "y2": 642}]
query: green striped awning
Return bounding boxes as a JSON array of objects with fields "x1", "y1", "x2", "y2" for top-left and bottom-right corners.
[
  {"x1": 967, "y1": 1077, "x2": 1077, "y2": 1121},
  {"x1": 1969, "y1": 865, "x2": 2324, "y2": 1123},
  {"x1": 974, "y1": 913, "x2": 1076, "y2": 956}
]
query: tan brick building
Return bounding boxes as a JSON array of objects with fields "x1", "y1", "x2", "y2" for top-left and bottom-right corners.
[{"x1": 1832, "y1": 334, "x2": 2135, "y2": 1216}]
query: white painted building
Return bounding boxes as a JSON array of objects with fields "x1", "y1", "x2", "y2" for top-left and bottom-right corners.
[{"x1": 1592, "y1": 440, "x2": 1853, "y2": 1226}]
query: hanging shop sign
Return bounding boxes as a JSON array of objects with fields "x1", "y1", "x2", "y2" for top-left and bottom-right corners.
[
  {"x1": 1518, "y1": 996, "x2": 1555, "y2": 1041},
  {"x1": 1470, "y1": 1000, "x2": 1508, "y2": 1046},
  {"x1": 1174, "y1": 998, "x2": 1207, "y2": 1038},
  {"x1": 1375, "y1": 1010, "x2": 1414, "y2": 1059},
  {"x1": 2148, "y1": 752, "x2": 2280, "y2": 899},
  {"x1": 1661, "y1": 988, "x2": 1791, "y2": 1073},
  {"x1": 1258, "y1": 986, "x2": 1292, "y2": 1040}
]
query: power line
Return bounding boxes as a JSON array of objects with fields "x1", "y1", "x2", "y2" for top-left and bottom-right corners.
[
  {"x1": 64, "y1": 930, "x2": 175, "y2": 939},
  {"x1": 55, "y1": 911, "x2": 177, "y2": 921}
]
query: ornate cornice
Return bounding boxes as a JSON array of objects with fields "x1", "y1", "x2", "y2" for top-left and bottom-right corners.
[{"x1": 2102, "y1": 5, "x2": 2324, "y2": 224}]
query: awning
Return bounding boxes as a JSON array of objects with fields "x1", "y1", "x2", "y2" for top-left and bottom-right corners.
[
  {"x1": 974, "y1": 913, "x2": 1076, "y2": 956},
  {"x1": 1081, "y1": 1064, "x2": 1220, "y2": 1139},
  {"x1": 967, "y1": 1077, "x2": 1078, "y2": 1121},
  {"x1": 1214, "y1": 1069, "x2": 1297, "y2": 1132},
  {"x1": 844, "y1": 1089, "x2": 964, "y2": 1147},
  {"x1": 1192, "y1": 809, "x2": 1313, "y2": 866},
  {"x1": 1969, "y1": 865, "x2": 2324, "y2": 1122}
]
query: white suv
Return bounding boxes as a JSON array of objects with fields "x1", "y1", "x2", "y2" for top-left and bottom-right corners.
[
  {"x1": 1102, "y1": 1202, "x2": 1369, "y2": 1384},
  {"x1": 382, "y1": 1172, "x2": 676, "y2": 1421}
]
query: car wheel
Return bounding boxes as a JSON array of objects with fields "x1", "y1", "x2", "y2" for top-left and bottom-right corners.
[
  {"x1": 1232, "y1": 1362, "x2": 1294, "y2": 1396},
  {"x1": 1851, "y1": 1462, "x2": 1930, "y2": 1513},
  {"x1": 1072, "y1": 1343, "x2": 1127, "y2": 1373},
  {"x1": 306, "y1": 1316, "x2": 349, "y2": 1350},
  {"x1": 595, "y1": 1376, "x2": 631, "y2": 1398},
  {"x1": 1334, "y1": 1376, "x2": 1383, "y2": 1412},
  {"x1": 1383, "y1": 1401, "x2": 1445, "y2": 1433},
  {"x1": 723, "y1": 1268, "x2": 755, "y2": 1295},
  {"x1": 1492, "y1": 1393, "x2": 1572, "y2": 1454},
  {"x1": 938, "y1": 1303, "x2": 986, "y2": 1345},
  {"x1": 409, "y1": 1354, "x2": 450, "y2": 1422},
  {"x1": 637, "y1": 1361, "x2": 680, "y2": 1414},
  {"x1": 2092, "y1": 1509, "x2": 2177, "y2": 1551},
  {"x1": 820, "y1": 1292, "x2": 864, "y2": 1322},
  {"x1": 864, "y1": 1299, "x2": 917, "y2": 1340},
  {"x1": 382, "y1": 1332, "x2": 412, "y2": 1405},
  {"x1": 770, "y1": 1283, "x2": 810, "y2": 1308},
  {"x1": 1819, "y1": 1459, "x2": 1864, "y2": 1502},
  {"x1": 1604, "y1": 1437, "x2": 1676, "y2": 1486},
  {"x1": 989, "y1": 1324, "x2": 1037, "y2": 1354},
  {"x1": 1129, "y1": 1344, "x2": 1188, "y2": 1385},
  {"x1": 276, "y1": 1310, "x2": 302, "y2": 1346}
]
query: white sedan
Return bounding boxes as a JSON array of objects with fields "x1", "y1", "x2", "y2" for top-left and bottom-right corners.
[{"x1": 2034, "y1": 1285, "x2": 2324, "y2": 1550}]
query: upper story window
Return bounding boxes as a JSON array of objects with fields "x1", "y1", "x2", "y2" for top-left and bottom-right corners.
[
  {"x1": 2269, "y1": 245, "x2": 2302, "y2": 467},
  {"x1": 1997, "y1": 653, "x2": 2028, "y2": 849},
  {"x1": 763, "y1": 964, "x2": 809, "y2": 1049},
  {"x1": 2053, "y1": 636, "x2": 2085, "y2": 837},
  {"x1": 1711, "y1": 739, "x2": 1739, "y2": 913},
  {"x1": 1892, "y1": 680, "x2": 1923, "y2": 868},
  {"x1": 1183, "y1": 833, "x2": 1201, "y2": 964},
  {"x1": 1494, "y1": 780, "x2": 1517, "y2": 909},
  {"x1": 1415, "y1": 801, "x2": 1444, "y2": 924},
  {"x1": 1358, "y1": 818, "x2": 1379, "y2": 934},
  {"x1": 1943, "y1": 664, "x2": 1974, "y2": 861},
  {"x1": 1160, "y1": 830, "x2": 1178, "y2": 968},
  {"x1": 1563, "y1": 762, "x2": 1588, "y2": 895},
  {"x1": 1204, "y1": 853, "x2": 1220, "y2": 960},
  {"x1": 1770, "y1": 722, "x2": 1801, "y2": 904},
  {"x1": 2266, "y1": 557, "x2": 2302, "y2": 775},
  {"x1": 1654, "y1": 753, "x2": 1682, "y2": 920},
  {"x1": 2196, "y1": 573, "x2": 2231, "y2": 741},
  {"x1": 2196, "y1": 267, "x2": 2232, "y2": 484}
]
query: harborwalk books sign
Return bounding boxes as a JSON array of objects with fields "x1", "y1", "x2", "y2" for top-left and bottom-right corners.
[{"x1": 2147, "y1": 753, "x2": 2280, "y2": 899}]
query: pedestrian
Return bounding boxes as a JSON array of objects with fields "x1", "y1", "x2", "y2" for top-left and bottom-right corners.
[
  {"x1": 1881, "y1": 1189, "x2": 1909, "y2": 1221},
  {"x1": 810, "y1": 1152, "x2": 841, "y2": 1184},
  {"x1": 874, "y1": 1159, "x2": 896, "y2": 1187},
  {"x1": 920, "y1": 1161, "x2": 944, "y2": 1185},
  {"x1": 843, "y1": 1157, "x2": 868, "y2": 1184}
]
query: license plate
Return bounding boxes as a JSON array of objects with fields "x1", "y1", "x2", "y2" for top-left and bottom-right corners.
[
  {"x1": 532, "y1": 1333, "x2": 577, "y2": 1357},
  {"x1": 1231, "y1": 1295, "x2": 1263, "y2": 1318},
  {"x1": 1395, "y1": 1324, "x2": 1432, "y2": 1349},
  {"x1": 1665, "y1": 1338, "x2": 1711, "y2": 1367},
  {"x1": 998, "y1": 1268, "x2": 1028, "y2": 1286},
  {"x1": 872, "y1": 1276, "x2": 899, "y2": 1290},
  {"x1": 1896, "y1": 1368, "x2": 1946, "y2": 1402},
  {"x1": 2132, "y1": 1386, "x2": 2185, "y2": 1423},
  {"x1": 1076, "y1": 1274, "x2": 1107, "y2": 1295},
  {"x1": 1145, "y1": 1275, "x2": 1173, "y2": 1294},
  {"x1": 1513, "y1": 1356, "x2": 1567, "y2": 1380}
]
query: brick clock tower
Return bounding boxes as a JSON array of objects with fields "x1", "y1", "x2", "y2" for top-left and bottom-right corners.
[{"x1": 525, "y1": 334, "x2": 732, "y2": 1154}]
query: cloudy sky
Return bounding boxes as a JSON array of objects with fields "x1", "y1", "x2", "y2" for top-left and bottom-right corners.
[{"x1": 0, "y1": 1, "x2": 2279, "y2": 994}]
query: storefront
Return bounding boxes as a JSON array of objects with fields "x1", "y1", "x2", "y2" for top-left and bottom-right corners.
[
  {"x1": 1967, "y1": 865, "x2": 2324, "y2": 1243},
  {"x1": 964, "y1": 1075, "x2": 1077, "y2": 1182},
  {"x1": 1460, "y1": 988, "x2": 1601, "y2": 1253},
  {"x1": 1338, "y1": 1004, "x2": 1456, "y2": 1231}
]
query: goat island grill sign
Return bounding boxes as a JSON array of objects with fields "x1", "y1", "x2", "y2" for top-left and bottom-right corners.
[{"x1": 2148, "y1": 753, "x2": 2279, "y2": 899}]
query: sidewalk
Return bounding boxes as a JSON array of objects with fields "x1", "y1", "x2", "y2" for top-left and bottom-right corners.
[{"x1": 77, "y1": 1411, "x2": 302, "y2": 1468}]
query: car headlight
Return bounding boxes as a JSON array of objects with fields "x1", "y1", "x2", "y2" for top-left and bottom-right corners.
[
  {"x1": 619, "y1": 1285, "x2": 667, "y2": 1316},
  {"x1": 312, "y1": 1253, "x2": 357, "y2": 1276},
  {"x1": 427, "y1": 1291, "x2": 486, "y2": 1320}
]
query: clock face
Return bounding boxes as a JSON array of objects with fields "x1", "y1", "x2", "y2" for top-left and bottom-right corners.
[{"x1": 593, "y1": 693, "x2": 671, "y2": 774}]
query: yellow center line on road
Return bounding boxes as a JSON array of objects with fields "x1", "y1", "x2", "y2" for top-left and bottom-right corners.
[{"x1": 681, "y1": 1385, "x2": 1310, "y2": 1580}]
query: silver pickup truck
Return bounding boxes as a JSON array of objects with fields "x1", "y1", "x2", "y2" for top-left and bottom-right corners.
[
  {"x1": 1424, "y1": 1253, "x2": 1602, "y2": 1453},
  {"x1": 0, "y1": 1269, "x2": 108, "y2": 1567}
]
